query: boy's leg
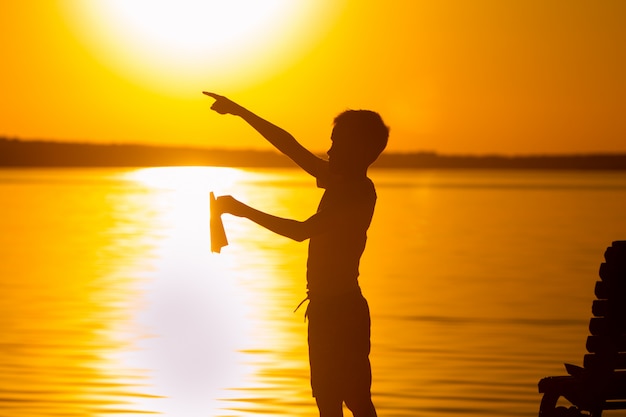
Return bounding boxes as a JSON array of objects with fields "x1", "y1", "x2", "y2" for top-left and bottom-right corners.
[
  {"x1": 345, "y1": 394, "x2": 377, "y2": 417},
  {"x1": 315, "y1": 395, "x2": 344, "y2": 417},
  {"x1": 342, "y1": 294, "x2": 377, "y2": 417},
  {"x1": 308, "y1": 293, "x2": 376, "y2": 417}
]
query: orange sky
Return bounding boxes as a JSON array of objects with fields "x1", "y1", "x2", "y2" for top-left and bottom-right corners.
[{"x1": 1, "y1": 1, "x2": 624, "y2": 155}]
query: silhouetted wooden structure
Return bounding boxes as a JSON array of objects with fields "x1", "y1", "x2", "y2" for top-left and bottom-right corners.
[{"x1": 538, "y1": 240, "x2": 626, "y2": 417}]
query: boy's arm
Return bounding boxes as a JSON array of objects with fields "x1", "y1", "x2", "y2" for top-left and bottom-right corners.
[
  {"x1": 216, "y1": 195, "x2": 339, "y2": 242},
  {"x1": 203, "y1": 92, "x2": 328, "y2": 179}
]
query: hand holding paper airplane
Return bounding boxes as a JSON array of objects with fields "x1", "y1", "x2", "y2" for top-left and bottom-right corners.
[{"x1": 209, "y1": 192, "x2": 228, "y2": 253}]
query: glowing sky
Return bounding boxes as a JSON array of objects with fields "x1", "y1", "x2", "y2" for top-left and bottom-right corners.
[{"x1": 1, "y1": 1, "x2": 624, "y2": 154}]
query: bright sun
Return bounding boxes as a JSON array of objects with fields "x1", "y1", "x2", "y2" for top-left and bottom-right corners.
[{"x1": 60, "y1": 0, "x2": 344, "y2": 96}]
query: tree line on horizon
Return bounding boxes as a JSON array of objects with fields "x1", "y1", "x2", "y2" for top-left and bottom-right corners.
[{"x1": 2, "y1": 137, "x2": 626, "y2": 170}]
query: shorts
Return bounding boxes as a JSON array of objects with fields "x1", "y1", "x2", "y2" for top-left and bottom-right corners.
[{"x1": 307, "y1": 291, "x2": 372, "y2": 400}]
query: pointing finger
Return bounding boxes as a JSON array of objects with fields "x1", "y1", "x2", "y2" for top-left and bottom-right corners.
[{"x1": 202, "y1": 91, "x2": 220, "y2": 99}]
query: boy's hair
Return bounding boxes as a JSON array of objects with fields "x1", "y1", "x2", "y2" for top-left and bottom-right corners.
[{"x1": 334, "y1": 110, "x2": 389, "y2": 165}]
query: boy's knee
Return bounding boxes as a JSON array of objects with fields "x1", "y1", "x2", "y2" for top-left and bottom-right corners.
[
  {"x1": 344, "y1": 394, "x2": 377, "y2": 417},
  {"x1": 315, "y1": 395, "x2": 343, "y2": 417}
]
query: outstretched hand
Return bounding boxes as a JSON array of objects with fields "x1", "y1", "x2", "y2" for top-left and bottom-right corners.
[
  {"x1": 214, "y1": 195, "x2": 246, "y2": 217},
  {"x1": 202, "y1": 92, "x2": 243, "y2": 116}
]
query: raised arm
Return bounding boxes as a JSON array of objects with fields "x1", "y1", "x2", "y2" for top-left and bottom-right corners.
[{"x1": 203, "y1": 92, "x2": 327, "y2": 178}]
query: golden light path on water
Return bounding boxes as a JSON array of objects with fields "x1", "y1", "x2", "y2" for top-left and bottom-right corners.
[
  {"x1": 113, "y1": 166, "x2": 317, "y2": 416},
  {"x1": 4, "y1": 167, "x2": 625, "y2": 416}
]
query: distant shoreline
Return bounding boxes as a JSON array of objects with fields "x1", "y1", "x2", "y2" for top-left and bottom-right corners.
[{"x1": 2, "y1": 137, "x2": 626, "y2": 170}]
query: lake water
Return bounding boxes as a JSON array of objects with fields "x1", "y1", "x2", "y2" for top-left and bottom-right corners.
[{"x1": 1, "y1": 167, "x2": 626, "y2": 417}]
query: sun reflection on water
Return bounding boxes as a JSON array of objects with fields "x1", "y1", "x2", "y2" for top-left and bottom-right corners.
[
  {"x1": 0, "y1": 166, "x2": 317, "y2": 417},
  {"x1": 117, "y1": 166, "x2": 315, "y2": 416},
  {"x1": 4, "y1": 168, "x2": 626, "y2": 416}
]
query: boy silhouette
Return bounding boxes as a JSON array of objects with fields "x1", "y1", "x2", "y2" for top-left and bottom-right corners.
[{"x1": 204, "y1": 92, "x2": 388, "y2": 417}]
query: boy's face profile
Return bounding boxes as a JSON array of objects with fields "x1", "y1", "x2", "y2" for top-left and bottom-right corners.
[
  {"x1": 327, "y1": 109, "x2": 388, "y2": 176},
  {"x1": 328, "y1": 123, "x2": 366, "y2": 175}
]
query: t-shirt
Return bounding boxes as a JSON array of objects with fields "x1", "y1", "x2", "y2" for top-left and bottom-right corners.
[{"x1": 306, "y1": 174, "x2": 377, "y2": 298}]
